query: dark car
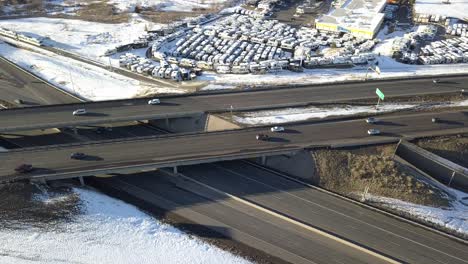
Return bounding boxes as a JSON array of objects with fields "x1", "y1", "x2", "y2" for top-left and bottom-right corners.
[
  {"x1": 15, "y1": 164, "x2": 33, "y2": 173},
  {"x1": 70, "y1": 152, "x2": 86, "y2": 160},
  {"x1": 256, "y1": 134, "x2": 269, "y2": 141}
]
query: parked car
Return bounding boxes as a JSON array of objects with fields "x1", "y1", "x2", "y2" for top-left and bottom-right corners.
[
  {"x1": 70, "y1": 152, "x2": 86, "y2": 160},
  {"x1": 366, "y1": 117, "x2": 378, "y2": 124},
  {"x1": 148, "y1": 98, "x2": 161, "y2": 105},
  {"x1": 72, "y1": 109, "x2": 87, "y2": 116},
  {"x1": 256, "y1": 134, "x2": 269, "y2": 141},
  {"x1": 15, "y1": 164, "x2": 33, "y2": 173},
  {"x1": 367, "y1": 129, "x2": 381, "y2": 135}
]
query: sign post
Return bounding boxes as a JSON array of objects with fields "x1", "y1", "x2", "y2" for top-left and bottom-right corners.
[{"x1": 376, "y1": 88, "x2": 385, "y2": 108}]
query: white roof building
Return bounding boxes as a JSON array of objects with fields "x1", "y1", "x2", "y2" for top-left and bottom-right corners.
[{"x1": 315, "y1": 0, "x2": 386, "y2": 39}]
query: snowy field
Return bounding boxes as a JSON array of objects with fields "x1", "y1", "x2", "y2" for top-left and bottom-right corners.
[
  {"x1": 415, "y1": 0, "x2": 468, "y2": 21},
  {"x1": 232, "y1": 100, "x2": 468, "y2": 125},
  {"x1": 0, "y1": 41, "x2": 184, "y2": 101},
  {"x1": 109, "y1": 0, "x2": 231, "y2": 12},
  {"x1": 0, "y1": 17, "x2": 151, "y2": 61},
  {"x1": 367, "y1": 189, "x2": 468, "y2": 237},
  {"x1": 0, "y1": 187, "x2": 252, "y2": 264}
]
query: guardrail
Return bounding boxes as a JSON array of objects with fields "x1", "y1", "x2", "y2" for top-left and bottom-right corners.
[{"x1": 396, "y1": 141, "x2": 468, "y2": 192}]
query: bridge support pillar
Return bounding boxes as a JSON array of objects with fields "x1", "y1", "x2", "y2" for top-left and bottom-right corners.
[
  {"x1": 72, "y1": 126, "x2": 78, "y2": 135},
  {"x1": 165, "y1": 118, "x2": 170, "y2": 128},
  {"x1": 79, "y1": 176, "x2": 85, "y2": 186},
  {"x1": 173, "y1": 166, "x2": 178, "y2": 174},
  {"x1": 261, "y1": 155, "x2": 267, "y2": 165}
]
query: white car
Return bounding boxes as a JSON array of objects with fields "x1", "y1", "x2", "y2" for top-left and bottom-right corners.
[
  {"x1": 367, "y1": 129, "x2": 380, "y2": 135},
  {"x1": 270, "y1": 126, "x2": 285, "y2": 132},
  {"x1": 366, "y1": 117, "x2": 378, "y2": 124},
  {"x1": 148, "y1": 98, "x2": 161, "y2": 105},
  {"x1": 72, "y1": 109, "x2": 87, "y2": 116}
]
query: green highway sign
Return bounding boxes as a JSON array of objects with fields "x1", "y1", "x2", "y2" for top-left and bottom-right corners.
[{"x1": 376, "y1": 88, "x2": 385, "y2": 100}]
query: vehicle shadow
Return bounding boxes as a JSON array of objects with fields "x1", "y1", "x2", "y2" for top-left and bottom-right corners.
[
  {"x1": 377, "y1": 121, "x2": 406, "y2": 127},
  {"x1": 281, "y1": 129, "x2": 301, "y2": 134},
  {"x1": 159, "y1": 102, "x2": 180, "y2": 106},
  {"x1": 379, "y1": 132, "x2": 400, "y2": 137},
  {"x1": 83, "y1": 113, "x2": 109, "y2": 117},
  {"x1": 268, "y1": 137, "x2": 290, "y2": 143},
  {"x1": 82, "y1": 155, "x2": 104, "y2": 161},
  {"x1": 439, "y1": 120, "x2": 464, "y2": 126}
]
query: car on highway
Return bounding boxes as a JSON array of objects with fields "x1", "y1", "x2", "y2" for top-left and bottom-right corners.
[
  {"x1": 14, "y1": 99, "x2": 24, "y2": 105},
  {"x1": 70, "y1": 152, "x2": 86, "y2": 160},
  {"x1": 270, "y1": 126, "x2": 285, "y2": 132},
  {"x1": 14, "y1": 164, "x2": 33, "y2": 173},
  {"x1": 367, "y1": 129, "x2": 381, "y2": 135},
  {"x1": 366, "y1": 117, "x2": 379, "y2": 124},
  {"x1": 72, "y1": 109, "x2": 87, "y2": 116},
  {"x1": 148, "y1": 98, "x2": 161, "y2": 105},
  {"x1": 432, "y1": 79, "x2": 440, "y2": 84},
  {"x1": 256, "y1": 134, "x2": 269, "y2": 141},
  {"x1": 432, "y1": 117, "x2": 440, "y2": 123}
]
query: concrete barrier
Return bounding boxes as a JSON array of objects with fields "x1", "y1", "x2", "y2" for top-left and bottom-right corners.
[{"x1": 396, "y1": 141, "x2": 468, "y2": 192}]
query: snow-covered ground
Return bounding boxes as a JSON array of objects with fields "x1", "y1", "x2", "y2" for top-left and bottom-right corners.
[
  {"x1": 232, "y1": 100, "x2": 468, "y2": 125},
  {"x1": 200, "y1": 55, "x2": 468, "y2": 87},
  {"x1": 366, "y1": 189, "x2": 468, "y2": 237},
  {"x1": 109, "y1": 0, "x2": 231, "y2": 12},
  {"x1": 415, "y1": 0, "x2": 468, "y2": 21},
  {"x1": 0, "y1": 41, "x2": 184, "y2": 101},
  {"x1": 0, "y1": 17, "x2": 467, "y2": 90},
  {"x1": 0, "y1": 187, "x2": 252, "y2": 264},
  {"x1": 0, "y1": 17, "x2": 152, "y2": 61},
  {"x1": 233, "y1": 104, "x2": 414, "y2": 125}
]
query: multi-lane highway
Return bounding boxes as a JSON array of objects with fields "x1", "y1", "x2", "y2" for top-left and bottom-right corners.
[
  {"x1": 0, "y1": 75, "x2": 466, "y2": 132},
  {"x1": 0, "y1": 57, "x2": 79, "y2": 105},
  {"x1": 1, "y1": 110, "x2": 467, "y2": 181},
  {"x1": 179, "y1": 161, "x2": 468, "y2": 264},
  {"x1": 98, "y1": 172, "x2": 391, "y2": 264}
]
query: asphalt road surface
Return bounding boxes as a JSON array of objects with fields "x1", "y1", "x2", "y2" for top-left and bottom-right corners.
[
  {"x1": 0, "y1": 75, "x2": 467, "y2": 132},
  {"x1": 0, "y1": 57, "x2": 79, "y2": 105},
  {"x1": 96, "y1": 172, "x2": 390, "y2": 264},
  {"x1": 1, "y1": 110, "x2": 467, "y2": 180},
  {"x1": 180, "y1": 161, "x2": 468, "y2": 264}
]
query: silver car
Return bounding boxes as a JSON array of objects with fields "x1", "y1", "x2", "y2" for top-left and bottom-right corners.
[
  {"x1": 72, "y1": 109, "x2": 87, "y2": 116},
  {"x1": 367, "y1": 129, "x2": 381, "y2": 135}
]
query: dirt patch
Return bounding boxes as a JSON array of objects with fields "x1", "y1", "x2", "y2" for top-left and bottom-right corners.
[
  {"x1": 313, "y1": 144, "x2": 450, "y2": 207},
  {"x1": 416, "y1": 134, "x2": 468, "y2": 168}
]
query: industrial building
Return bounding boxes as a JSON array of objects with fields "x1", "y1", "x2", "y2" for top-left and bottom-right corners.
[{"x1": 315, "y1": 0, "x2": 387, "y2": 39}]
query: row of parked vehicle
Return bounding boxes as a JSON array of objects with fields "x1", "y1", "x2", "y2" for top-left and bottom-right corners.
[{"x1": 119, "y1": 53, "x2": 198, "y2": 81}]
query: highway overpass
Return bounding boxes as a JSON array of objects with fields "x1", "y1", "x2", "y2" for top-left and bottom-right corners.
[
  {"x1": 1, "y1": 110, "x2": 467, "y2": 182},
  {"x1": 0, "y1": 76, "x2": 467, "y2": 132}
]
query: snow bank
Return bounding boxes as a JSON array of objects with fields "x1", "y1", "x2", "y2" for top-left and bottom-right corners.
[
  {"x1": 415, "y1": 0, "x2": 468, "y2": 21},
  {"x1": 366, "y1": 190, "x2": 468, "y2": 237},
  {"x1": 233, "y1": 99, "x2": 468, "y2": 125},
  {"x1": 0, "y1": 187, "x2": 252, "y2": 264},
  {"x1": 233, "y1": 104, "x2": 415, "y2": 125},
  {"x1": 0, "y1": 41, "x2": 183, "y2": 101}
]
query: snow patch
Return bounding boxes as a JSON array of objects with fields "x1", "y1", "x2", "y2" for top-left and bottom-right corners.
[
  {"x1": 366, "y1": 190, "x2": 468, "y2": 236},
  {"x1": 0, "y1": 187, "x2": 252, "y2": 264},
  {"x1": 415, "y1": 0, "x2": 468, "y2": 21},
  {"x1": 233, "y1": 104, "x2": 415, "y2": 125},
  {"x1": 0, "y1": 41, "x2": 184, "y2": 101}
]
